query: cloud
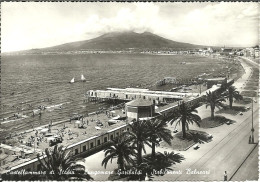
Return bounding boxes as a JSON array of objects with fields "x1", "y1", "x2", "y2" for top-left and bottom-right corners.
[
  {"x1": 165, "y1": 2, "x2": 259, "y2": 46},
  {"x1": 1, "y1": 2, "x2": 259, "y2": 52},
  {"x1": 80, "y1": 3, "x2": 160, "y2": 35}
]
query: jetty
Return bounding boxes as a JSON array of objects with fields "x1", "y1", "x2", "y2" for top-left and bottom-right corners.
[{"x1": 86, "y1": 88, "x2": 195, "y2": 104}]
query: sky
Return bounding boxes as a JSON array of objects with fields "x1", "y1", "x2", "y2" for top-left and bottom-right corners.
[{"x1": 1, "y1": 2, "x2": 259, "y2": 52}]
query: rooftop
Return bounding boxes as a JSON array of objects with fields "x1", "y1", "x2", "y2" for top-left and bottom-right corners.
[
  {"x1": 126, "y1": 99, "x2": 154, "y2": 107},
  {"x1": 206, "y1": 77, "x2": 226, "y2": 81}
]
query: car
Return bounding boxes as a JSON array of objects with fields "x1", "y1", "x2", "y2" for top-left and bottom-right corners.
[
  {"x1": 193, "y1": 144, "x2": 199, "y2": 150},
  {"x1": 173, "y1": 129, "x2": 178, "y2": 133},
  {"x1": 239, "y1": 112, "x2": 243, "y2": 115}
]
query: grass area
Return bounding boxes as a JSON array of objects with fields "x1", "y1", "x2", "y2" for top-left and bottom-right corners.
[
  {"x1": 234, "y1": 97, "x2": 252, "y2": 104},
  {"x1": 246, "y1": 82, "x2": 259, "y2": 87},
  {"x1": 241, "y1": 91, "x2": 257, "y2": 97},
  {"x1": 216, "y1": 105, "x2": 247, "y2": 115},
  {"x1": 200, "y1": 116, "x2": 234, "y2": 128},
  {"x1": 160, "y1": 130, "x2": 211, "y2": 151},
  {"x1": 244, "y1": 86, "x2": 258, "y2": 91}
]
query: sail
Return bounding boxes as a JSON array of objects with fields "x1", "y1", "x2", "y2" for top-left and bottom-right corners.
[
  {"x1": 81, "y1": 74, "x2": 86, "y2": 81},
  {"x1": 70, "y1": 77, "x2": 75, "y2": 83}
]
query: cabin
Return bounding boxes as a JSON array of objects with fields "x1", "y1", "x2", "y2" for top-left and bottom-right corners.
[
  {"x1": 125, "y1": 99, "x2": 155, "y2": 120},
  {"x1": 205, "y1": 77, "x2": 227, "y2": 89}
]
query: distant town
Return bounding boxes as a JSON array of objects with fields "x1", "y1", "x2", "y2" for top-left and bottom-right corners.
[{"x1": 3, "y1": 46, "x2": 259, "y2": 60}]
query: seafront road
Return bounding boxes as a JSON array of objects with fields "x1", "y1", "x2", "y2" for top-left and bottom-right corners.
[
  {"x1": 174, "y1": 108, "x2": 259, "y2": 181},
  {"x1": 230, "y1": 142, "x2": 258, "y2": 181}
]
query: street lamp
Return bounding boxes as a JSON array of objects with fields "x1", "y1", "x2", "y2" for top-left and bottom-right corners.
[{"x1": 250, "y1": 97, "x2": 255, "y2": 143}]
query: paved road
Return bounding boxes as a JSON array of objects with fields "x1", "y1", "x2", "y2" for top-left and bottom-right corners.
[
  {"x1": 173, "y1": 108, "x2": 259, "y2": 181},
  {"x1": 239, "y1": 56, "x2": 259, "y2": 68},
  {"x1": 230, "y1": 143, "x2": 259, "y2": 181}
]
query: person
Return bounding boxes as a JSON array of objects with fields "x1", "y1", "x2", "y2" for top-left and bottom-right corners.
[
  {"x1": 249, "y1": 135, "x2": 251, "y2": 144},
  {"x1": 224, "y1": 171, "x2": 227, "y2": 181}
]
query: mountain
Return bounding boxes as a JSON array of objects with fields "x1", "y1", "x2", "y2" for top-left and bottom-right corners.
[
  {"x1": 42, "y1": 31, "x2": 202, "y2": 51},
  {"x1": 3, "y1": 32, "x2": 204, "y2": 55}
]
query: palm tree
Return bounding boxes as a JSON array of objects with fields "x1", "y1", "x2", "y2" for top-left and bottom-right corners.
[
  {"x1": 225, "y1": 86, "x2": 243, "y2": 109},
  {"x1": 204, "y1": 91, "x2": 226, "y2": 119},
  {"x1": 128, "y1": 119, "x2": 151, "y2": 165},
  {"x1": 146, "y1": 119, "x2": 173, "y2": 159},
  {"x1": 170, "y1": 101, "x2": 201, "y2": 138},
  {"x1": 37, "y1": 145, "x2": 93, "y2": 181},
  {"x1": 102, "y1": 134, "x2": 136, "y2": 171}
]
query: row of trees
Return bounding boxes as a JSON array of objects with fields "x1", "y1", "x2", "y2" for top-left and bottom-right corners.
[
  {"x1": 102, "y1": 118, "x2": 184, "y2": 180},
  {"x1": 205, "y1": 86, "x2": 243, "y2": 120}
]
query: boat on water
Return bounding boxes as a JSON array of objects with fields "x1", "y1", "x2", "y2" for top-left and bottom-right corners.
[
  {"x1": 81, "y1": 74, "x2": 86, "y2": 81},
  {"x1": 70, "y1": 75, "x2": 86, "y2": 83},
  {"x1": 70, "y1": 77, "x2": 75, "y2": 83}
]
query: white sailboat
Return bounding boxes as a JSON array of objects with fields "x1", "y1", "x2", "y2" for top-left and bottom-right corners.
[
  {"x1": 70, "y1": 77, "x2": 75, "y2": 83},
  {"x1": 81, "y1": 74, "x2": 86, "y2": 81}
]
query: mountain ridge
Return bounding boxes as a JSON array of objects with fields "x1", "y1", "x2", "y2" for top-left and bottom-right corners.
[
  {"x1": 4, "y1": 31, "x2": 207, "y2": 54},
  {"x1": 41, "y1": 31, "x2": 203, "y2": 51}
]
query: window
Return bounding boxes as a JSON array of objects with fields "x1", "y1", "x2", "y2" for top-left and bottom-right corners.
[
  {"x1": 127, "y1": 128, "x2": 129, "y2": 131},
  {"x1": 97, "y1": 140, "x2": 101, "y2": 145},
  {"x1": 110, "y1": 135, "x2": 114, "y2": 140},
  {"x1": 90, "y1": 142, "x2": 94, "y2": 148},
  {"x1": 75, "y1": 149, "x2": 79, "y2": 155},
  {"x1": 104, "y1": 137, "x2": 107, "y2": 143},
  {"x1": 83, "y1": 145, "x2": 86, "y2": 151},
  {"x1": 116, "y1": 132, "x2": 119, "y2": 136}
]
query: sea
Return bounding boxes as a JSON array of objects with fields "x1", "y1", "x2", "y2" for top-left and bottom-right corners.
[{"x1": 0, "y1": 53, "x2": 223, "y2": 140}]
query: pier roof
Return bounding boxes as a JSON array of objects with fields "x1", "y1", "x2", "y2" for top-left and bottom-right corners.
[{"x1": 126, "y1": 99, "x2": 153, "y2": 107}]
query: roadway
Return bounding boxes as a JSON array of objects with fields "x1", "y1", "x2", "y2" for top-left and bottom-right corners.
[
  {"x1": 230, "y1": 143, "x2": 259, "y2": 181},
  {"x1": 173, "y1": 108, "x2": 258, "y2": 181}
]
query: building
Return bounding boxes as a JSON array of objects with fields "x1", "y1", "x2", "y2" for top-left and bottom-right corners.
[
  {"x1": 125, "y1": 99, "x2": 155, "y2": 120},
  {"x1": 205, "y1": 77, "x2": 227, "y2": 89},
  {"x1": 220, "y1": 48, "x2": 233, "y2": 56}
]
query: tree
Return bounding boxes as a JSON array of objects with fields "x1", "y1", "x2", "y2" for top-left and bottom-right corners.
[
  {"x1": 130, "y1": 151, "x2": 184, "y2": 180},
  {"x1": 204, "y1": 91, "x2": 226, "y2": 120},
  {"x1": 146, "y1": 119, "x2": 173, "y2": 159},
  {"x1": 128, "y1": 119, "x2": 151, "y2": 165},
  {"x1": 102, "y1": 134, "x2": 136, "y2": 171},
  {"x1": 170, "y1": 102, "x2": 201, "y2": 138},
  {"x1": 37, "y1": 145, "x2": 93, "y2": 181},
  {"x1": 225, "y1": 86, "x2": 243, "y2": 109}
]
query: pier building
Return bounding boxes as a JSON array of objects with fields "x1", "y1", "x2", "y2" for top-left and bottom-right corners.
[
  {"x1": 87, "y1": 87, "x2": 194, "y2": 104},
  {"x1": 125, "y1": 99, "x2": 155, "y2": 120},
  {"x1": 205, "y1": 77, "x2": 227, "y2": 89}
]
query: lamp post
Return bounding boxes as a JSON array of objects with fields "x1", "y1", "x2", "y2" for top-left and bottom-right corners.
[{"x1": 251, "y1": 97, "x2": 255, "y2": 143}]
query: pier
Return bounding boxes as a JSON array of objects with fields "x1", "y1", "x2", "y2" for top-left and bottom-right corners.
[{"x1": 87, "y1": 88, "x2": 195, "y2": 104}]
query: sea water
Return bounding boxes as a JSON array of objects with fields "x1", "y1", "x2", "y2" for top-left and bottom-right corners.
[{"x1": 0, "y1": 53, "x2": 222, "y2": 139}]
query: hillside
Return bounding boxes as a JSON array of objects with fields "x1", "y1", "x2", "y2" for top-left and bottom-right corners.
[
  {"x1": 3, "y1": 32, "x2": 205, "y2": 55},
  {"x1": 43, "y1": 31, "x2": 202, "y2": 51}
]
